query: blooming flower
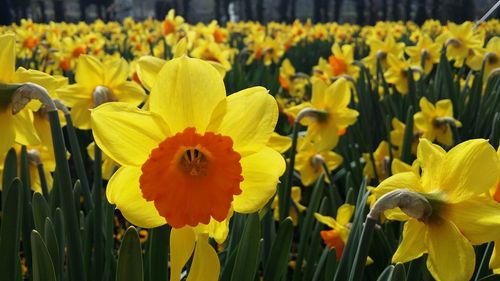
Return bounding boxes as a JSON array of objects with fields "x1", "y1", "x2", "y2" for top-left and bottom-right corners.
[
  {"x1": 286, "y1": 78, "x2": 359, "y2": 151},
  {"x1": 414, "y1": 97, "x2": 462, "y2": 146},
  {"x1": 91, "y1": 55, "x2": 285, "y2": 280},
  {"x1": 315, "y1": 204, "x2": 355, "y2": 261},
  {"x1": 56, "y1": 55, "x2": 146, "y2": 129},
  {"x1": 372, "y1": 139, "x2": 500, "y2": 281}
]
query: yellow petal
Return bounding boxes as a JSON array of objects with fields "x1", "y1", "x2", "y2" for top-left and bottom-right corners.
[
  {"x1": 14, "y1": 67, "x2": 66, "y2": 97},
  {"x1": 325, "y1": 78, "x2": 351, "y2": 110},
  {"x1": 91, "y1": 102, "x2": 169, "y2": 167},
  {"x1": 267, "y1": 133, "x2": 292, "y2": 154},
  {"x1": 71, "y1": 102, "x2": 93, "y2": 130},
  {"x1": 112, "y1": 82, "x2": 146, "y2": 105},
  {"x1": 75, "y1": 55, "x2": 104, "y2": 87},
  {"x1": 314, "y1": 213, "x2": 338, "y2": 228},
  {"x1": 0, "y1": 109, "x2": 15, "y2": 157},
  {"x1": 136, "y1": 56, "x2": 166, "y2": 91},
  {"x1": 311, "y1": 79, "x2": 328, "y2": 108},
  {"x1": 106, "y1": 166, "x2": 166, "y2": 228},
  {"x1": 426, "y1": 219, "x2": 475, "y2": 281},
  {"x1": 443, "y1": 195, "x2": 500, "y2": 244},
  {"x1": 490, "y1": 241, "x2": 500, "y2": 273},
  {"x1": 170, "y1": 227, "x2": 196, "y2": 281},
  {"x1": 435, "y1": 99, "x2": 453, "y2": 117},
  {"x1": 392, "y1": 219, "x2": 427, "y2": 263},
  {"x1": 440, "y1": 139, "x2": 500, "y2": 202},
  {"x1": 232, "y1": 147, "x2": 286, "y2": 213},
  {"x1": 375, "y1": 172, "x2": 424, "y2": 196},
  {"x1": 149, "y1": 56, "x2": 226, "y2": 134},
  {"x1": 215, "y1": 87, "x2": 278, "y2": 156},
  {"x1": 186, "y1": 233, "x2": 220, "y2": 281},
  {"x1": 0, "y1": 34, "x2": 16, "y2": 83},
  {"x1": 56, "y1": 84, "x2": 91, "y2": 107},
  {"x1": 13, "y1": 109, "x2": 40, "y2": 146},
  {"x1": 104, "y1": 59, "x2": 128, "y2": 88},
  {"x1": 323, "y1": 151, "x2": 343, "y2": 172},
  {"x1": 417, "y1": 138, "x2": 445, "y2": 193},
  {"x1": 419, "y1": 97, "x2": 435, "y2": 116},
  {"x1": 336, "y1": 204, "x2": 354, "y2": 225}
]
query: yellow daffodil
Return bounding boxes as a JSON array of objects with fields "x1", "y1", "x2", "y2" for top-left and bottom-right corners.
[
  {"x1": 414, "y1": 97, "x2": 462, "y2": 146},
  {"x1": 363, "y1": 140, "x2": 390, "y2": 181},
  {"x1": 328, "y1": 43, "x2": 358, "y2": 79},
  {"x1": 467, "y1": 37, "x2": 500, "y2": 79},
  {"x1": 384, "y1": 54, "x2": 421, "y2": 95},
  {"x1": 372, "y1": 139, "x2": 500, "y2": 281},
  {"x1": 286, "y1": 78, "x2": 359, "y2": 151},
  {"x1": 390, "y1": 118, "x2": 418, "y2": 157},
  {"x1": 295, "y1": 139, "x2": 343, "y2": 186},
  {"x1": 0, "y1": 34, "x2": 61, "y2": 158},
  {"x1": 56, "y1": 55, "x2": 146, "y2": 129},
  {"x1": 363, "y1": 35, "x2": 405, "y2": 73},
  {"x1": 437, "y1": 22, "x2": 483, "y2": 68},
  {"x1": 488, "y1": 147, "x2": 500, "y2": 273},
  {"x1": 91, "y1": 55, "x2": 285, "y2": 280},
  {"x1": 405, "y1": 34, "x2": 441, "y2": 74},
  {"x1": 315, "y1": 204, "x2": 355, "y2": 260},
  {"x1": 272, "y1": 186, "x2": 306, "y2": 226}
]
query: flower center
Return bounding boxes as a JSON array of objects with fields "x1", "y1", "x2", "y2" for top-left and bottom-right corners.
[
  {"x1": 320, "y1": 229, "x2": 345, "y2": 261},
  {"x1": 140, "y1": 127, "x2": 243, "y2": 228}
]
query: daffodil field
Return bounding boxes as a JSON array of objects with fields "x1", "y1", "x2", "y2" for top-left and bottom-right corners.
[{"x1": 1, "y1": 11, "x2": 500, "y2": 281}]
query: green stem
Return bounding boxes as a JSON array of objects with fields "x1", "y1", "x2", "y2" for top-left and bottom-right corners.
[
  {"x1": 36, "y1": 163, "x2": 49, "y2": 201},
  {"x1": 279, "y1": 121, "x2": 300, "y2": 221},
  {"x1": 474, "y1": 242, "x2": 493, "y2": 281},
  {"x1": 93, "y1": 145, "x2": 103, "y2": 281},
  {"x1": 347, "y1": 217, "x2": 377, "y2": 281},
  {"x1": 48, "y1": 110, "x2": 86, "y2": 281},
  {"x1": 321, "y1": 162, "x2": 342, "y2": 208},
  {"x1": 64, "y1": 113, "x2": 93, "y2": 211}
]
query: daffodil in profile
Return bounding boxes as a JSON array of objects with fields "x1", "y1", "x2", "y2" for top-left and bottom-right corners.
[
  {"x1": 286, "y1": 78, "x2": 359, "y2": 151},
  {"x1": 315, "y1": 204, "x2": 355, "y2": 261},
  {"x1": 295, "y1": 139, "x2": 343, "y2": 186},
  {"x1": 91, "y1": 55, "x2": 285, "y2": 280},
  {"x1": 372, "y1": 139, "x2": 500, "y2": 281},
  {"x1": 414, "y1": 97, "x2": 461, "y2": 146},
  {"x1": 56, "y1": 55, "x2": 146, "y2": 129}
]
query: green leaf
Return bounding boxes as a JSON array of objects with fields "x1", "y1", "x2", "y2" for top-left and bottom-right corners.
[
  {"x1": 264, "y1": 217, "x2": 293, "y2": 281},
  {"x1": 478, "y1": 274, "x2": 500, "y2": 281},
  {"x1": 1, "y1": 148, "x2": 17, "y2": 209},
  {"x1": 390, "y1": 263, "x2": 407, "y2": 281},
  {"x1": 400, "y1": 106, "x2": 414, "y2": 164},
  {"x1": 116, "y1": 226, "x2": 144, "y2": 281},
  {"x1": 376, "y1": 265, "x2": 395, "y2": 281},
  {"x1": 31, "y1": 230, "x2": 56, "y2": 281},
  {"x1": 32, "y1": 192, "x2": 50, "y2": 238},
  {"x1": 230, "y1": 213, "x2": 261, "y2": 281},
  {"x1": 44, "y1": 218, "x2": 62, "y2": 281},
  {"x1": 144, "y1": 225, "x2": 170, "y2": 281},
  {"x1": 0, "y1": 179, "x2": 24, "y2": 281}
]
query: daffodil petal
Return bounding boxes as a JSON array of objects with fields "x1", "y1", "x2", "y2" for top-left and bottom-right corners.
[
  {"x1": 91, "y1": 102, "x2": 169, "y2": 167},
  {"x1": 13, "y1": 109, "x2": 40, "y2": 146},
  {"x1": 106, "y1": 166, "x2": 166, "y2": 228},
  {"x1": 170, "y1": 227, "x2": 196, "y2": 281},
  {"x1": 325, "y1": 78, "x2": 351, "y2": 110},
  {"x1": 0, "y1": 34, "x2": 16, "y2": 82},
  {"x1": 267, "y1": 133, "x2": 292, "y2": 154},
  {"x1": 216, "y1": 87, "x2": 278, "y2": 156},
  {"x1": 136, "y1": 56, "x2": 166, "y2": 91},
  {"x1": 75, "y1": 55, "x2": 104, "y2": 87},
  {"x1": 186, "y1": 233, "x2": 220, "y2": 281},
  {"x1": 71, "y1": 102, "x2": 92, "y2": 130},
  {"x1": 426, "y1": 219, "x2": 475, "y2": 281},
  {"x1": 392, "y1": 219, "x2": 427, "y2": 263},
  {"x1": 417, "y1": 138, "x2": 445, "y2": 193},
  {"x1": 113, "y1": 82, "x2": 146, "y2": 105},
  {"x1": 104, "y1": 59, "x2": 128, "y2": 88},
  {"x1": 440, "y1": 139, "x2": 500, "y2": 202},
  {"x1": 149, "y1": 56, "x2": 226, "y2": 133},
  {"x1": 314, "y1": 213, "x2": 337, "y2": 228},
  {"x1": 376, "y1": 172, "x2": 423, "y2": 196},
  {"x1": 336, "y1": 204, "x2": 354, "y2": 225},
  {"x1": 443, "y1": 195, "x2": 500, "y2": 245},
  {"x1": 490, "y1": 241, "x2": 500, "y2": 273},
  {"x1": 233, "y1": 147, "x2": 286, "y2": 213},
  {"x1": 56, "y1": 84, "x2": 91, "y2": 107}
]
